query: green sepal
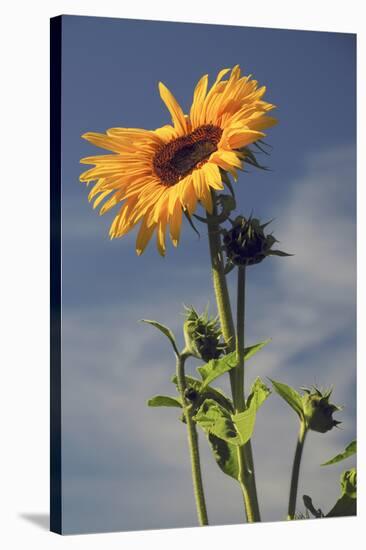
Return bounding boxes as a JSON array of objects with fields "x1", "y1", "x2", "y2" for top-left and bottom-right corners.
[
  {"x1": 197, "y1": 339, "x2": 271, "y2": 388},
  {"x1": 183, "y1": 208, "x2": 201, "y2": 239},
  {"x1": 220, "y1": 169, "x2": 236, "y2": 199},
  {"x1": 141, "y1": 319, "x2": 179, "y2": 356},
  {"x1": 267, "y1": 249, "x2": 294, "y2": 257},
  {"x1": 269, "y1": 378, "x2": 304, "y2": 420},
  {"x1": 321, "y1": 440, "x2": 356, "y2": 466},
  {"x1": 147, "y1": 395, "x2": 182, "y2": 408}
]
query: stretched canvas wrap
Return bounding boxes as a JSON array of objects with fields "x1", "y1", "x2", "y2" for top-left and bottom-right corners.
[{"x1": 50, "y1": 15, "x2": 357, "y2": 535}]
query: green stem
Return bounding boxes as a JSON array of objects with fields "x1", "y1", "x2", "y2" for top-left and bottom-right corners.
[
  {"x1": 176, "y1": 353, "x2": 209, "y2": 526},
  {"x1": 206, "y1": 197, "x2": 260, "y2": 522},
  {"x1": 235, "y1": 266, "x2": 246, "y2": 410},
  {"x1": 235, "y1": 266, "x2": 261, "y2": 522},
  {"x1": 287, "y1": 421, "x2": 308, "y2": 520}
]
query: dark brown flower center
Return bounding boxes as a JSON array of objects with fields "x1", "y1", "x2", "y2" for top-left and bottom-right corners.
[{"x1": 153, "y1": 124, "x2": 222, "y2": 185}]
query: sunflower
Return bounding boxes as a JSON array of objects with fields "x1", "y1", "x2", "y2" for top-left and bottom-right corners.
[{"x1": 80, "y1": 65, "x2": 277, "y2": 256}]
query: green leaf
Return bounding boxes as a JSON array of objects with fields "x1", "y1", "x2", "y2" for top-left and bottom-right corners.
[
  {"x1": 141, "y1": 319, "x2": 179, "y2": 356},
  {"x1": 326, "y1": 495, "x2": 356, "y2": 517},
  {"x1": 232, "y1": 377, "x2": 271, "y2": 445},
  {"x1": 204, "y1": 377, "x2": 270, "y2": 481},
  {"x1": 193, "y1": 399, "x2": 241, "y2": 445},
  {"x1": 232, "y1": 408, "x2": 257, "y2": 445},
  {"x1": 246, "y1": 377, "x2": 271, "y2": 410},
  {"x1": 244, "y1": 339, "x2": 271, "y2": 361},
  {"x1": 269, "y1": 378, "x2": 304, "y2": 420},
  {"x1": 171, "y1": 374, "x2": 233, "y2": 413},
  {"x1": 197, "y1": 339, "x2": 271, "y2": 388},
  {"x1": 321, "y1": 440, "x2": 356, "y2": 466},
  {"x1": 326, "y1": 468, "x2": 357, "y2": 517},
  {"x1": 197, "y1": 353, "x2": 237, "y2": 388},
  {"x1": 147, "y1": 395, "x2": 182, "y2": 408},
  {"x1": 208, "y1": 435, "x2": 239, "y2": 480}
]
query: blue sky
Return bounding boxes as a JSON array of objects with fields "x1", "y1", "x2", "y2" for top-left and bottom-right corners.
[{"x1": 59, "y1": 15, "x2": 356, "y2": 534}]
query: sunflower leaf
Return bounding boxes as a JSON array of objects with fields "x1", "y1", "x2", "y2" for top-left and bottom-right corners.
[
  {"x1": 321, "y1": 440, "x2": 356, "y2": 466},
  {"x1": 197, "y1": 339, "x2": 271, "y2": 388},
  {"x1": 205, "y1": 378, "x2": 270, "y2": 480},
  {"x1": 193, "y1": 399, "x2": 241, "y2": 446},
  {"x1": 208, "y1": 434, "x2": 239, "y2": 480},
  {"x1": 269, "y1": 378, "x2": 304, "y2": 420},
  {"x1": 147, "y1": 395, "x2": 182, "y2": 408},
  {"x1": 141, "y1": 319, "x2": 179, "y2": 356},
  {"x1": 197, "y1": 353, "x2": 237, "y2": 388},
  {"x1": 246, "y1": 377, "x2": 271, "y2": 410},
  {"x1": 232, "y1": 407, "x2": 257, "y2": 446}
]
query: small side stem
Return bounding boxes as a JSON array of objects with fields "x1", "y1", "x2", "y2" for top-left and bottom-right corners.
[
  {"x1": 176, "y1": 353, "x2": 209, "y2": 526},
  {"x1": 287, "y1": 421, "x2": 308, "y2": 520}
]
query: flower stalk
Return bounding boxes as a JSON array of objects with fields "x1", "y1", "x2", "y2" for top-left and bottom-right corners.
[
  {"x1": 287, "y1": 421, "x2": 308, "y2": 520},
  {"x1": 207, "y1": 195, "x2": 261, "y2": 522},
  {"x1": 176, "y1": 351, "x2": 209, "y2": 526}
]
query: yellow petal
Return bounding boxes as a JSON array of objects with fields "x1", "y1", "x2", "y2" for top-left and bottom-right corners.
[
  {"x1": 200, "y1": 181, "x2": 213, "y2": 214},
  {"x1": 190, "y1": 74, "x2": 208, "y2": 129},
  {"x1": 247, "y1": 115, "x2": 278, "y2": 131},
  {"x1": 92, "y1": 189, "x2": 113, "y2": 209},
  {"x1": 227, "y1": 129, "x2": 265, "y2": 149},
  {"x1": 154, "y1": 124, "x2": 178, "y2": 143},
  {"x1": 202, "y1": 162, "x2": 224, "y2": 191},
  {"x1": 156, "y1": 207, "x2": 168, "y2": 256},
  {"x1": 158, "y1": 82, "x2": 187, "y2": 135},
  {"x1": 210, "y1": 151, "x2": 242, "y2": 179},
  {"x1": 81, "y1": 132, "x2": 132, "y2": 154},
  {"x1": 169, "y1": 200, "x2": 183, "y2": 247},
  {"x1": 136, "y1": 216, "x2": 156, "y2": 256}
]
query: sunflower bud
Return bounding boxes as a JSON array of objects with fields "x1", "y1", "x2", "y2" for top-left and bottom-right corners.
[
  {"x1": 183, "y1": 306, "x2": 226, "y2": 362},
  {"x1": 301, "y1": 387, "x2": 342, "y2": 433},
  {"x1": 223, "y1": 216, "x2": 291, "y2": 267}
]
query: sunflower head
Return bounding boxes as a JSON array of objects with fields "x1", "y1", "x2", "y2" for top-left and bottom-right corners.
[
  {"x1": 183, "y1": 306, "x2": 226, "y2": 362},
  {"x1": 223, "y1": 216, "x2": 291, "y2": 267},
  {"x1": 301, "y1": 386, "x2": 342, "y2": 433},
  {"x1": 79, "y1": 65, "x2": 277, "y2": 256}
]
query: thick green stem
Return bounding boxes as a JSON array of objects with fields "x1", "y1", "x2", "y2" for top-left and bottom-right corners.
[
  {"x1": 235, "y1": 266, "x2": 246, "y2": 409},
  {"x1": 287, "y1": 421, "x2": 308, "y2": 520},
  {"x1": 235, "y1": 266, "x2": 261, "y2": 522},
  {"x1": 176, "y1": 353, "x2": 209, "y2": 526},
  {"x1": 206, "y1": 198, "x2": 260, "y2": 522}
]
